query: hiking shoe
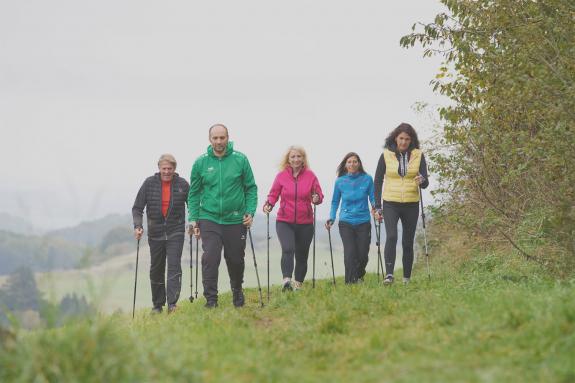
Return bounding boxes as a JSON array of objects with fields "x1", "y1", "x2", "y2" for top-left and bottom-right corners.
[
  {"x1": 282, "y1": 280, "x2": 293, "y2": 292},
  {"x1": 151, "y1": 306, "x2": 163, "y2": 315},
  {"x1": 403, "y1": 277, "x2": 410, "y2": 285},
  {"x1": 204, "y1": 301, "x2": 218, "y2": 309},
  {"x1": 383, "y1": 274, "x2": 394, "y2": 285},
  {"x1": 293, "y1": 281, "x2": 303, "y2": 291},
  {"x1": 232, "y1": 288, "x2": 245, "y2": 307},
  {"x1": 167, "y1": 304, "x2": 178, "y2": 314}
]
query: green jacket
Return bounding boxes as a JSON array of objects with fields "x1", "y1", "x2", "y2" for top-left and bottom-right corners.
[{"x1": 188, "y1": 142, "x2": 258, "y2": 224}]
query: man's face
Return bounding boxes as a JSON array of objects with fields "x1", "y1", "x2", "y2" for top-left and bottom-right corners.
[
  {"x1": 159, "y1": 162, "x2": 175, "y2": 182},
  {"x1": 209, "y1": 126, "x2": 229, "y2": 156}
]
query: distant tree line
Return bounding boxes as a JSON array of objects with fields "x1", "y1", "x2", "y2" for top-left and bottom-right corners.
[{"x1": 0, "y1": 267, "x2": 94, "y2": 329}]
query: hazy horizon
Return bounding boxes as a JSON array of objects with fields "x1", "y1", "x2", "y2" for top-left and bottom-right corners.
[{"x1": 1, "y1": 1, "x2": 445, "y2": 230}]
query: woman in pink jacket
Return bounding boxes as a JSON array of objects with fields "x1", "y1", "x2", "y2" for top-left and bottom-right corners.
[{"x1": 263, "y1": 146, "x2": 324, "y2": 291}]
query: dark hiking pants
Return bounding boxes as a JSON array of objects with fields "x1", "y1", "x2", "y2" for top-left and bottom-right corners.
[
  {"x1": 276, "y1": 221, "x2": 314, "y2": 282},
  {"x1": 149, "y1": 235, "x2": 184, "y2": 308},
  {"x1": 199, "y1": 220, "x2": 246, "y2": 304},
  {"x1": 338, "y1": 221, "x2": 371, "y2": 284},
  {"x1": 382, "y1": 201, "x2": 419, "y2": 278}
]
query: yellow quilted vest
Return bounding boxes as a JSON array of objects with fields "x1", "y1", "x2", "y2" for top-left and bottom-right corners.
[{"x1": 382, "y1": 148, "x2": 422, "y2": 203}]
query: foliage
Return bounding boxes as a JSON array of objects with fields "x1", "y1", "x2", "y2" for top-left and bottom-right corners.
[{"x1": 401, "y1": 0, "x2": 575, "y2": 271}]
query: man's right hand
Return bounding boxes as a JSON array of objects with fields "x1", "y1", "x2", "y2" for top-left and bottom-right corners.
[
  {"x1": 188, "y1": 223, "x2": 201, "y2": 239},
  {"x1": 134, "y1": 227, "x2": 143, "y2": 240}
]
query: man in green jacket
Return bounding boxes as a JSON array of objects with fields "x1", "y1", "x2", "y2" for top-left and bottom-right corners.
[{"x1": 188, "y1": 124, "x2": 258, "y2": 308}]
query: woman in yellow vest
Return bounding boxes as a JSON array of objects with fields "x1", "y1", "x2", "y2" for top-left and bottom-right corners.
[{"x1": 374, "y1": 123, "x2": 429, "y2": 284}]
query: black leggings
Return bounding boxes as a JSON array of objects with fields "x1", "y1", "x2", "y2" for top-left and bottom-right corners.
[
  {"x1": 338, "y1": 221, "x2": 371, "y2": 284},
  {"x1": 276, "y1": 221, "x2": 314, "y2": 282},
  {"x1": 382, "y1": 201, "x2": 419, "y2": 278}
]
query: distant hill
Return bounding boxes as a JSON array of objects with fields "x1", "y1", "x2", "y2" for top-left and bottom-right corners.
[
  {"x1": 0, "y1": 213, "x2": 36, "y2": 235},
  {"x1": 45, "y1": 214, "x2": 133, "y2": 246},
  {"x1": 0, "y1": 214, "x2": 136, "y2": 275},
  {"x1": 0, "y1": 230, "x2": 87, "y2": 275}
]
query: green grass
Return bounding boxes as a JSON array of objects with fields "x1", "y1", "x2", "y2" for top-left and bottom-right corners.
[
  {"x1": 23, "y1": 243, "x2": 399, "y2": 313},
  {"x1": 1, "y1": 250, "x2": 574, "y2": 382}
]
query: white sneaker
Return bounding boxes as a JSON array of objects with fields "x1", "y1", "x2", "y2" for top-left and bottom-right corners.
[
  {"x1": 293, "y1": 281, "x2": 303, "y2": 291},
  {"x1": 403, "y1": 277, "x2": 410, "y2": 285},
  {"x1": 383, "y1": 274, "x2": 394, "y2": 285}
]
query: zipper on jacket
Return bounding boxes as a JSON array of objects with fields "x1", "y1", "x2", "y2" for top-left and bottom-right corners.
[
  {"x1": 219, "y1": 159, "x2": 223, "y2": 221},
  {"x1": 165, "y1": 178, "x2": 176, "y2": 240},
  {"x1": 293, "y1": 174, "x2": 299, "y2": 224}
]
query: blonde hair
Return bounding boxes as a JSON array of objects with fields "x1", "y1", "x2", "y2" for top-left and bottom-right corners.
[
  {"x1": 279, "y1": 146, "x2": 309, "y2": 170},
  {"x1": 158, "y1": 154, "x2": 177, "y2": 169}
]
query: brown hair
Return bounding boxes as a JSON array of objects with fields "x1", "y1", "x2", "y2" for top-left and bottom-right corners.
[
  {"x1": 384, "y1": 123, "x2": 420, "y2": 151},
  {"x1": 336, "y1": 152, "x2": 365, "y2": 177}
]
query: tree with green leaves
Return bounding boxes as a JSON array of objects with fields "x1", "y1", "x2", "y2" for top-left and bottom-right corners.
[
  {"x1": 2, "y1": 267, "x2": 42, "y2": 311},
  {"x1": 401, "y1": 0, "x2": 574, "y2": 272}
]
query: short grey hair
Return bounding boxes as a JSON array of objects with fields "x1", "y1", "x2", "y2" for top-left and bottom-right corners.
[{"x1": 158, "y1": 153, "x2": 177, "y2": 169}]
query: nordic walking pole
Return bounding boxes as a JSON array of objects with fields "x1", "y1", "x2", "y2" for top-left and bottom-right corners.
[
  {"x1": 327, "y1": 224, "x2": 336, "y2": 286},
  {"x1": 248, "y1": 228, "x2": 264, "y2": 308},
  {"x1": 419, "y1": 187, "x2": 431, "y2": 281},
  {"x1": 312, "y1": 204, "x2": 316, "y2": 289},
  {"x1": 377, "y1": 219, "x2": 384, "y2": 281},
  {"x1": 373, "y1": 216, "x2": 384, "y2": 283},
  {"x1": 195, "y1": 236, "x2": 199, "y2": 300},
  {"x1": 132, "y1": 238, "x2": 140, "y2": 319},
  {"x1": 373, "y1": 216, "x2": 380, "y2": 282},
  {"x1": 266, "y1": 212, "x2": 270, "y2": 303},
  {"x1": 189, "y1": 234, "x2": 194, "y2": 302}
]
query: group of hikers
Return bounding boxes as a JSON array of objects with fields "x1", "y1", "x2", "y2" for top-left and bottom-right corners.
[{"x1": 132, "y1": 123, "x2": 429, "y2": 313}]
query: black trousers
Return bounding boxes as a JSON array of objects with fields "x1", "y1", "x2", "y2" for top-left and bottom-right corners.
[
  {"x1": 338, "y1": 221, "x2": 371, "y2": 284},
  {"x1": 276, "y1": 221, "x2": 314, "y2": 282},
  {"x1": 199, "y1": 220, "x2": 246, "y2": 303},
  {"x1": 382, "y1": 201, "x2": 419, "y2": 278},
  {"x1": 148, "y1": 235, "x2": 184, "y2": 307}
]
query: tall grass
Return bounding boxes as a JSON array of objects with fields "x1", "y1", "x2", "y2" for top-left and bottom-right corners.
[{"x1": 1, "y1": 246, "x2": 574, "y2": 382}]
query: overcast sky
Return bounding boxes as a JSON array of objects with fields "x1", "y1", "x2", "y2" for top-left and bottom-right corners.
[{"x1": 0, "y1": 1, "x2": 445, "y2": 229}]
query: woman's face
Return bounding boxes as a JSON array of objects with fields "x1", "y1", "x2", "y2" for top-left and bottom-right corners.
[
  {"x1": 395, "y1": 132, "x2": 412, "y2": 152},
  {"x1": 345, "y1": 156, "x2": 360, "y2": 174},
  {"x1": 288, "y1": 150, "x2": 304, "y2": 170}
]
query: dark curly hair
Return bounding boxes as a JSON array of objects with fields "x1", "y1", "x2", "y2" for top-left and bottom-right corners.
[
  {"x1": 384, "y1": 123, "x2": 420, "y2": 151},
  {"x1": 336, "y1": 152, "x2": 365, "y2": 177}
]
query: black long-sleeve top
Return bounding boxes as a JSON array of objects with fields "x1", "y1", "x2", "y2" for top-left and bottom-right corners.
[{"x1": 374, "y1": 150, "x2": 429, "y2": 209}]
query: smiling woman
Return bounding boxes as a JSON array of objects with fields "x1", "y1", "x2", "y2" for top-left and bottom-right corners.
[
  {"x1": 263, "y1": 146, "x2": 324, "y2": 291},
  {"x1": 326, "y1": 152, "x2": 376, "y2": 284},
  {"x1": 373, "y1": 123, "x2": 429, "y2": 285}
]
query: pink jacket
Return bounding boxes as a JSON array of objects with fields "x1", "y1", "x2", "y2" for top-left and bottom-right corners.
[{"x1": 266, "y1": 167, "x2": 324, "y2": 224}]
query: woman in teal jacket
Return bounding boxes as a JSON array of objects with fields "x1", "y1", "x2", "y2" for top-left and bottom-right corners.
[{"x1": 326, "y1": 152, "x2": 375, "y2": 284}]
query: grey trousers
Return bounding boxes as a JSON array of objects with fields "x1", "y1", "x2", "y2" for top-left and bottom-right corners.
[
  {"x1": 149, "y1": 235, "x2": 184, "y2": 307},
  {"x1": 199, "y1": 220, "x2": 247, "y2": 303}
]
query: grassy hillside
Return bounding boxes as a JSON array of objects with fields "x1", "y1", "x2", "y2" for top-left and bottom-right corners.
[
  {"x1": 5, "y1": 238, "x2": 395, "y2": 312},
  {"x1": 1, "y1": 244, "x2": 573, "y2": 382}
]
